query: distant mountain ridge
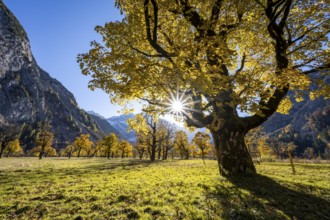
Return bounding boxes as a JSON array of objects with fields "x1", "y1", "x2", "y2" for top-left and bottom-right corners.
[
  {"x1": 107, "y1": 113, "x2": 136, "y2": 143},
  {"x1": 0, "y1": 1, "x2": 106, "y2": 149},
  {"x1": 87, "y1": 111, "x2": 121, "y2": 138}
]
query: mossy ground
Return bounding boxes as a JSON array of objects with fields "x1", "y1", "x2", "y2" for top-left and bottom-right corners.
[{"x1": 0, "y1": 158, "x2": 329, "y2": 219}]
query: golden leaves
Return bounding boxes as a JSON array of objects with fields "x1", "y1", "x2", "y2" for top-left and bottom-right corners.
[
  {"x1": 277, "y1": 96, "x2": 293, "y2": 115},
  {"x1": 78, "y1": 0, "x2": 329, "y2": 120}
]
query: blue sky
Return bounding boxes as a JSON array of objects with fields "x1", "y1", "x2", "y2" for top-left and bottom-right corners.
[{"x1": 4, "y1": 0, "x2": 129, "y2": 118}]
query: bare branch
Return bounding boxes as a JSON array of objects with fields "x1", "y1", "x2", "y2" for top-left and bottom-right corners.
[
  {"x1": 292, "y1": 56, "x2": 322, "y2": 69},
  {"x1": 301, "y1": 63, "x2": 330, "y2": 75},
  {"x1": 254, "y1": 0, "x2": 266, "y2": 9},
  {"x1": 130, "y1": 46, "x2": 176, "y2": 58},
  {"x1": 287, "y1": 31, "x2": 330, "y2": 55},
  {"x1": 289, "y1": 19, "x2": 330, "y2": 45}
]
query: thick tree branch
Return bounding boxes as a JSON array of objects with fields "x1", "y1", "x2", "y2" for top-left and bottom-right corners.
[
  {"x1": 243, "y1": 0, "x2": 292, "y2": 129},
  {"x1": 279, "y1": 0, "x2": 292, "y2": 30},
  {"x1": 243, "y1": 87, "x2": 289, "y2": 130},
  {"x1": 144, "y1": 0, "x2": 175, "y2": 63},
  {"x1": 210, "y1": 0, "x2": 223, "y2": 29},
  {"x1": 151, "y1": 0, "x2": 158, "y2": 41},
  {"x1": 177, "y1": 0, "x2": 208, "y2": 36},
  {"x1": 235, "y1": 53, "x2": 246, "y2": 74},
  {"x1": 269, "y1": 0, "x2": 286, "y2": 26}
]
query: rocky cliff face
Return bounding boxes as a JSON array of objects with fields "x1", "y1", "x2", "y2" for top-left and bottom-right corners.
[{"x1": 0, "y1": 1, "x2": 104, "y2": 149}]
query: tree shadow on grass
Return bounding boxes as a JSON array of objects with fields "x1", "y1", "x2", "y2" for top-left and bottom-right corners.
[
  {"x1": 80, "y1": 159, "x2": 165, "y2": 171},
  {"x1": 52, "y1": 159, "x2": 166, "y2": 177},
  {"x1": 207, "y1": 174, "x2": 330, "y2": 220},
  {"x1": 1, "y1": 159, "x2": 165, "y2": 184}
]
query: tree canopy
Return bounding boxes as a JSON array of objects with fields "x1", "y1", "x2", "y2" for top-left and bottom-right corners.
[{"x1": 79, "y1": 0, "x2": 329, "y2": 126}]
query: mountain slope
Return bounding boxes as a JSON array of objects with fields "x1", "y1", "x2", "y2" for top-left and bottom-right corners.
[
  {"x1": 0, "y1": 1, "x2": 105, "y2": 149},
  {"x1": 261, "y1": 73, "x2": 330, "y2": 155}
]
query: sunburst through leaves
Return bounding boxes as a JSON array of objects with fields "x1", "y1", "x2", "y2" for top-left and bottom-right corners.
[{"x1": 165, "y1": 92, "x2": 190, "y2": 121}]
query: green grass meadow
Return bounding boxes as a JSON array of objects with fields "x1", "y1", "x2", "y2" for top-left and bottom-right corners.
[{"x1": 0, "y1": 158, "x2": 329, "y2": 219}]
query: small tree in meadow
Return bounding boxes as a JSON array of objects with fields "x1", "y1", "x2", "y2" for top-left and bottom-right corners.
[
  {"x1": 117, "y1": 140, "x2": 133, "y2": 158},
  {"x1": 134, "y1": 143, "x2": 147, "y2": 159},
  {"x1": 192, "y1": 132, "x2": 211, "y2": 164},
  {"x1": 174, "y1": 131, "x2": 189, "y2": 159},
  {"x1": 103, "y1": 133, "x2": 118, "y2": 159},
  {"x1": 257, "y1": 137, "x2": 274, "y2": 161},
  {"x1": 287, "y1": 142, "x2": 297, "y2": 174},
  {"x1": 73, "y1": 134, "x2": 93, "y2": 158},
  {"x1": 91, "y1": 140, "x2": 105, "y2": 157},
  {"x1": 5, "y1": 139, "x2": 24, "y2": 157},
  {"x1": 64, "y1": 145, "x2": 76, "y2": 159},
  {"x1": 33, "y1": 122, "x2": 55, "y2": 159}
]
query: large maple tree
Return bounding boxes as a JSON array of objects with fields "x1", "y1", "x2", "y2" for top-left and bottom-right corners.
[{"x1": 78, "y1": 0, "x2": 329, "y2": 176}]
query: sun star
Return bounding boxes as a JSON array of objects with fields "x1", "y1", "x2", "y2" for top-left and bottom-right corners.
[
  {"x1": 162, "y1": 89, "x2": 204, "y2": 123},
  {"x1": 171, "y1": 100, "x2": 184, "y2": 113},
  {"x1": 165, "y1": 92, "x2": 190, "y2": 120}
]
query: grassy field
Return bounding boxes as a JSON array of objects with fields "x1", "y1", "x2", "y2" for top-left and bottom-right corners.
[{"x1": 0, "y1": 158, "x2": 329, "y2": 219}]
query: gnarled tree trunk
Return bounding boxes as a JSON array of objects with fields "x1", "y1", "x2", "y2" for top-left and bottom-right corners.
[{"x1": 210, "y1": 117, "x2": 256, "y2": 176}]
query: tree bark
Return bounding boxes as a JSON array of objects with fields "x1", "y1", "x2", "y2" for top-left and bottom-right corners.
[
  {"x1": 201, "y1": 149, "x2": 205, "y2": 164},
  {"x1": 211, "y1": 125, "x2": 256, "y2": 176},
  {"x1": 288, "y1": 151, "x2": 296, "y2": 174},
  {"x1": 164, "y1": 148, "x2": 168, "y2": 160},
  {"x1": 0, "y1": 144, "x2": 5, "y2": 158},
  {"x1": 150, "y1": 146, "x2": 156, "y2": 161},
  {"x1": 157, "y1": 146, "x2": 161, "y2": 160},
  {"x1": 162, "y1": 146, "x2": 166, "y2": 160},
  {"x1": 185, "y1": 149, "x2": 189, "y2": 159},
  {"x1": 138, "y1": 148, "x2": 144, "y2": 159},
  {"x1": 39, "y1": 145, "x2": 45, "y2": 160},
  {"x1": 150, "y1": 134, "x2": 157, "y2": 161}
]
